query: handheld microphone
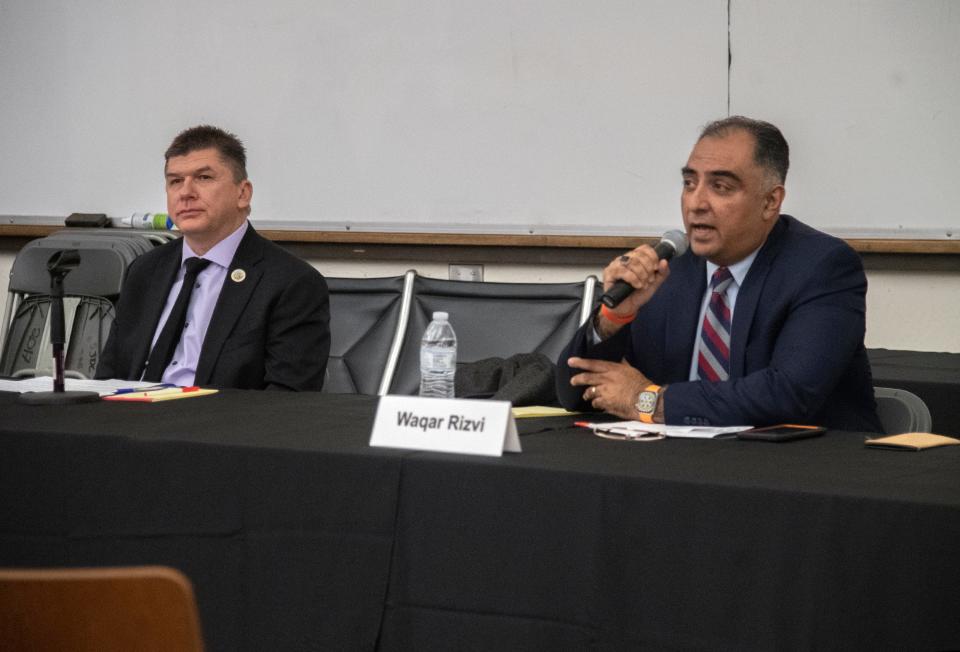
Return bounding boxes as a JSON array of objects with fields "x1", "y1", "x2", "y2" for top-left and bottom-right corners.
[{"x1": 600, "y1": 230, "x2": 689, "y2": 309}]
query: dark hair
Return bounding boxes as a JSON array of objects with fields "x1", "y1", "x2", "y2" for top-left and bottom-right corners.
[
  {"x1": 699, "y1": 116, "x2": 789, "y2": 185},
  {"x1": 164, "y1": 125, "x2": 248, "y2": 182}
]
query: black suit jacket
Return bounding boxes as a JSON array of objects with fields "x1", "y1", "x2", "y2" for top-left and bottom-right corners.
[
  {"x1": 556, "y1": 215, "x2": 882, "y2": 431},
  {"x1": 97, "y1": 225, "x2": 330, "y2": 391}
]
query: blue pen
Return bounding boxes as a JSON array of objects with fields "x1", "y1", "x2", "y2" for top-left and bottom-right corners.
[{"x1": 113, "y1": 383, "x2": 176, "y2": 395}]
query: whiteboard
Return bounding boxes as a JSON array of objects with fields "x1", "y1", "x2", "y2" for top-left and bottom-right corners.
[
  {"x1": 730, "y1": 0, "x2": 960, "y2": 239},
  {"x1": 0, "y1": 1, "x2": 956, "y2": 239},
  {"x1": 0, "y1": 0, "x2": 725, "y2": 237}
]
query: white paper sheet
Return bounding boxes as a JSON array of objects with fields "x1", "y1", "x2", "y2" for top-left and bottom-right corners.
[
  {"x1": 0, "y1": 377, "x2": 160, "y2": 397},
  {"x1": 578, "y1": 420, "x2": 752, "y2": 439}
]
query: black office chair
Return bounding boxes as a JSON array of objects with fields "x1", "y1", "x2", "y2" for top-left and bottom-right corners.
[
  {"x1": 0, "y1": 228, "x2": 174, "y2": 379},
  {"x1": 388, "y1": 274, "x2": 597, "y2": 395},
  {"x1": 323, "y1": 270, "x2": 415, "y2": 395},
  {"x1": 874, "y1": 386, "x2": 933, "y2": 434},
  {"x1": 0, "y1": 237, "x2": 124, "y2": 379}
]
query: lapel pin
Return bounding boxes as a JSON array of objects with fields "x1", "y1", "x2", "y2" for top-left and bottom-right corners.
[{"x1": 231, "y1": 269, "x2": 246, "y2": 283}]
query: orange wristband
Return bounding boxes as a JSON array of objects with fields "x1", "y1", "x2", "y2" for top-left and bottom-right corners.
[{"x1": 600, "y1": 304, "x2": 637, "y2": 325}]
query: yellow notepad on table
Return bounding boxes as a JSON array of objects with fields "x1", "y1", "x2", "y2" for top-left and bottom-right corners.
[
  {"x1": 511, "y1": 405, "x2": 579, "y2": 419},
  {"x1": 103, "y1": 387, "x2": 219, "y2": 403},
  {"x1": 864, "y1": 433, "x2": 960, "y2": 451}
]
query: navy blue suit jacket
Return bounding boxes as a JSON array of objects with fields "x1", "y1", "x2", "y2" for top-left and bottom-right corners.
[
  {"x1": 556, "y1": 216, "x2": 882, "y2": 432},
  {"x1": 97, "y1": 225, "x2": 330, "y2": 391}
]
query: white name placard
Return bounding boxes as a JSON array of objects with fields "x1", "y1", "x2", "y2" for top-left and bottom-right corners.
[{"x1": 370, "y1": 395, "x2": 521, "y2": 457}]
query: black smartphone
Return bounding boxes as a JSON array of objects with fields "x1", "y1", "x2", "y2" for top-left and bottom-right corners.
[{"x1": 737, "y1": 424, "x2": 826, "y2": 442}]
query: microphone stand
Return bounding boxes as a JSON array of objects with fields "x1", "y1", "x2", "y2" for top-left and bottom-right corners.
[{"x1": 17, "y1": 250, "x2": 100, "y2": 405}]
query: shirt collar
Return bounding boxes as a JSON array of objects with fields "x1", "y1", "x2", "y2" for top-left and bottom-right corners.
[
  {"x1": 181, "y1": 220, "x2": 249, "y2": 270},
  {"x1": 705, "y1": 247, "x2": 760, "y2": 289}
]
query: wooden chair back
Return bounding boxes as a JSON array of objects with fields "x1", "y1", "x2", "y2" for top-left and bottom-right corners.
[{"x1": 0, "y1": 566, "x2": 204, "y2": 652}]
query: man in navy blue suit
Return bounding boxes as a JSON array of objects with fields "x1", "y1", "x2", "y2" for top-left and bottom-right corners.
[{"x1": 556, "y1": 117, "x2": 881, "y2": 431}]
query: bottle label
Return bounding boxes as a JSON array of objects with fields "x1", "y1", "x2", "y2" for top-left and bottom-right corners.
[
  {"x1": 151, "y1": 213, "x2": 171, "y2": 229},
  {"x1": 421, "y1": 348, "x2": 455, "y2": 370},
  {"x1": 126, "y1": 212, "x2": 173, "y2": 229}
]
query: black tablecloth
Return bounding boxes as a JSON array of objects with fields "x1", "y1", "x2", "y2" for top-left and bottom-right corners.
[
  {"x1": 381, "y1": 428, "x2": 960, "y2": 651},
  {"x1": 869, "y1": 348, "x2": 960, "y2": 436},
  {"x1": 2, "y1": 390, "x2": 959, "y2": 651},
  {"x1": 0, "y1": 392, "x2": 403, "y2": 651}
]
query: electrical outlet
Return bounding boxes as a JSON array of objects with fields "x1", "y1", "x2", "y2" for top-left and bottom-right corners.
[{"x1": 449, "y1": 264, "x2": 483, "y2": 282}]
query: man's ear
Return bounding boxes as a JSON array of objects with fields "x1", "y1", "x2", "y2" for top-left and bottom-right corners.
[
  {"x1": 238, "y1": 180, "x2": 253, "y2": 210},
  {"x1": 763, "y1": 184, "x2": 785, "y2": 220}
]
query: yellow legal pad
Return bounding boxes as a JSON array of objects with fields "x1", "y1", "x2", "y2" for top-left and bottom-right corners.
[
  {"x1": 511, "y1": 405, "x2": 579, "y2": 419},
  {"x1": 103, "y1": 387, "x2": 219, "y2": 403},
  {"x1": 864, "y1": 432, "x2": 960, "y2": 451}
]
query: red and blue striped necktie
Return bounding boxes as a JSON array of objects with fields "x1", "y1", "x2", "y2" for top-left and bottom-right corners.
[{"x1": 697, "y1": 267, "x2": 733, "y2": 382}]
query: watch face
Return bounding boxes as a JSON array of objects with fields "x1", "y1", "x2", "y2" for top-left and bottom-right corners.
[{"x1": 636, "y1": 391, "x2": 657, "y2": 413}]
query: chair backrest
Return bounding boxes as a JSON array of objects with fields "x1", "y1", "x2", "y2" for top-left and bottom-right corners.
[
  {"x1": 323, "y1": 270, "x2": 414, "y2": 395},
  {"x1": 1, "y1": 229, "x2": 162, "y2": 378},
  {"x1": 7, "y1": 239, "x2": 129, "y2": 297},
  {"x1": 388, "y1": 274, "x2": 597, "y2": 395},
  {"x1": 0, "y1": 295, "x2": 114, "y2": 379},
  {"x1": 874, "y1": 386, "x2": 933, "y2": 434},
  {"x1": 0, "y1": 566, "x2": 204, "y2": 652}
]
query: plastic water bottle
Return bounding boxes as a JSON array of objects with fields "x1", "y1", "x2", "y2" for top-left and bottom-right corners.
[
  {"x1": 419, "y1": 311, "x2": 457, "y2": 398},
  {"x1": 112, "y1": 212, "x2": 176, "y2": 229}
]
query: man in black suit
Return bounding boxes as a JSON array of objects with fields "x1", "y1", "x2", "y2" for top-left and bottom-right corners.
[{"x1": 97, "y1": 125, "x2": 330, "y2": 390}]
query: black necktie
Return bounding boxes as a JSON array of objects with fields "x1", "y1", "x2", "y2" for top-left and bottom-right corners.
[{"x1": 143, "y1": 258, "x2": 212, "y2": 381}]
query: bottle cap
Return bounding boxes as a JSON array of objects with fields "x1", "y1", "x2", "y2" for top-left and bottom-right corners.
[{"x1": 432, "y1": 311, "x2": 449, "y2": 321}]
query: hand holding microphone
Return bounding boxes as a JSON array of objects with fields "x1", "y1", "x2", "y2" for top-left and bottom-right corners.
[{"x1": 600, "y1": 230, "x2": 689, "y2": 309}]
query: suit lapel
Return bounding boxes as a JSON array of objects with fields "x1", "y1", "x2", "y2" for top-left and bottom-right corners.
[
  {"x1": 131, "y1": 241, "x2": 183, "y2": 378},
  {"x1": 729, "y1": 217, "x2": 788, "y2": 378},
  {"x1": 194, "y1": 227, "x2": 265, "y2": 385},
  {"x1": 664, "y1": 253, "x2": 706, "y2": 378}
]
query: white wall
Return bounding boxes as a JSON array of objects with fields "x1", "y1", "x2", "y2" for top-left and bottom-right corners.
[
  {"x1": 862, "y1": 270, "x2": 960, "y2": 352},
  {"x1": 0, "y1": 251, "x2": 14, "y2": 308}
]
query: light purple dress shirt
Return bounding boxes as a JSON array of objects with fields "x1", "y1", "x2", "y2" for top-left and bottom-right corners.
[{"x1": 148, "y1": 221, "x2": 249, "y2": 386}]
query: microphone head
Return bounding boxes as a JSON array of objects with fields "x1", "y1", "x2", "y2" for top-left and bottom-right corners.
[{"x1": 660, "y1": 229, "x2": 689, "y2": 257}]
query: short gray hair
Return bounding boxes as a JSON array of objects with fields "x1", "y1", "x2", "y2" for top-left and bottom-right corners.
[{"x1": 699, "y1": 116, "x2": 789, "y2": 185}]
